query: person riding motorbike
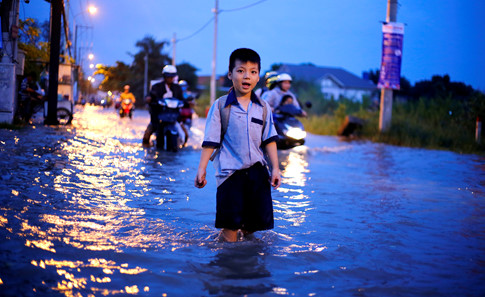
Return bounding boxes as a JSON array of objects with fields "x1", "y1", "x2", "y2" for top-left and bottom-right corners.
[
  {"x1": 254, "y1": 71, "x2": 278, "y2": 99},
  {"x1": 142, "y1": 65, "x2": 185, "y2": 146},
  {"x1": 119, "y1": 84, "x2": 136, "y2": 117},
  {"x1": 275, "y1": 94, "x2": 305, "y2": 116},
  {"x1": 261, "y1": 73, "x2": 307, "y2": 117},
  {"x1": 178, "y1": 80, "x2": 196, "y2": 129},
  {"x1": 18, "y1": 72, "x2": 43, "y2": 123}
]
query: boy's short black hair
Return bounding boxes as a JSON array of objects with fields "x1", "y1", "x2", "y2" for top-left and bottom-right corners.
[{"x1": 229, "y1": 48, "x2": 261, "y2": 73}]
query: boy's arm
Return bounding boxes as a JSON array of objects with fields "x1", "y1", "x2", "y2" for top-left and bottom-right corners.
[
  {"x1": 265, "y1": 141, "x2": 281, "y2": 189},
  {"x1": 195, "y1": 147, "x2": 215, "y2": 188}
]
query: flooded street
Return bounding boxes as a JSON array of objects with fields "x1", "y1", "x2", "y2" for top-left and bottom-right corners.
[{"x1": 1, "y1": 105, "x2": 484, "y2": 296}]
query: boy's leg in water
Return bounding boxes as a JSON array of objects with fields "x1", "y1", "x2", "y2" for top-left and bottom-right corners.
[{"x1": 221, "y1": 229, "x2": 238, "y2": 242}]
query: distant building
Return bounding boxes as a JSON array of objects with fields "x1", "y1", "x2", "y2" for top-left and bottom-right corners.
[{"x1": 276, "y1": 64, "x2": 377, "y2": 102}]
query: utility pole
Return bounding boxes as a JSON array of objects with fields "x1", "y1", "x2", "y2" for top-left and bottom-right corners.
[
  {"x1": 143, "y1": 52, "x2": 148, "y2": 98},
  {"x1": 378, "y1": 0, "x2": 398, "y2": 132},
  {"x1": 45, "y1": 0, "x2": 62, "y2": 125},
  {"x1": 172, "y1": 33, "x2": 176, "y2": 66},
  {"x1": 210, "y1": 0, "x2": 218, "y2": 105}
]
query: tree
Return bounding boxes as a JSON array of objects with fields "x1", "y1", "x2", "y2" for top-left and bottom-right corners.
[
  {"x1": 176, "y1": 62, "x2": 198, "y2": 91},
  {"x1": 129, "y1": 35, "x2": 172, "y2": 101},
  {"x1": 18, "y1": 18, "x2": 50, "y2": 77},
  {"x1": 94, "y1": 61, "x2": 132, "y2": 92}
]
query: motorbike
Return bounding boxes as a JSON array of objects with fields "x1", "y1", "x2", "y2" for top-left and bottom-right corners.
[
  {"x1": 273, "y1": 104, "x2": 308, "y2": 149},
  {"x1": 179, "y1": 96, "x2": 195, "y2": 128},
  {"x1": 119, "y1": 98, "x2": 134, "y2": 118},
  {"x1": 18, "y1": 83, "x2": 73, "y2": 125},
  {"x1": 153, "y1": 97, "x2": 186, "y2": 152}
]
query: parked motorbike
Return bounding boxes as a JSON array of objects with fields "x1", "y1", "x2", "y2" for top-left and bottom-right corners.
[
  {"x1": 153, "y1": 97, "x2": 186, "y2": 151},
  {"x1": 18, "y1": 83, "x2": 73, "y2": 125},
  {"x1": 119, "y1": 98, "x2": 134, "y2": 118},
  {"x1": 273, "y1": 104, "x2": 308, "y2": 149}
]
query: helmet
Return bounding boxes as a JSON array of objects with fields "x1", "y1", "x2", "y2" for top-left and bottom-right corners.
[
  {"x1": 265, "y1": 75, "x2": 279, "y2": 89},
  {"x1": 277, "y1": 73, "x2": 292, "y2": 82},
  {"x1": 178, "y1": 80, "x2": 188, "y2": 87},
  {"x1": 264, "y1": 71, "x2": 278, "y2": 81},
  {"x1": 162, "y1": 65, "x2": 177, "y2": 77},
  {"x1": 263, "y1": 71, "x2": 279, "y2": 89}
]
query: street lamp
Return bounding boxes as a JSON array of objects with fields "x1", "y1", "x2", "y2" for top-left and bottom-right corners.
[{"x1": 73, "y1": 5, "x2": 97, "y2": 63}]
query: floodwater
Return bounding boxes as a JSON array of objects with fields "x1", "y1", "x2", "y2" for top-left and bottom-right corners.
[{"x1": 0, "y1": 105, "x2": 484, "y2": 297}]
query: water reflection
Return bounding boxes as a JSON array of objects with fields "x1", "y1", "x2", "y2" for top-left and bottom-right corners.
[
  {"x1": 200, "y1": 241, "x2": 274, "y2": 295},
  {"x1": 1, "y1": 106, "x2": 484, "y2": 296},
  {"x1": 274, "y1": 148, "x2": 312, "y2": 228}
]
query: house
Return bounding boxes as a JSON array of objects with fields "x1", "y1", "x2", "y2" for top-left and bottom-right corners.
[{"x1": 276, "y1": 64, "x2": 377, "y2": 102}]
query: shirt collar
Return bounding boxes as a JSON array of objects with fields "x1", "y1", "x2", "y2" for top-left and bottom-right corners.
[{"x1": 224, "y1": 89, "x2": 263, "y2": 108}]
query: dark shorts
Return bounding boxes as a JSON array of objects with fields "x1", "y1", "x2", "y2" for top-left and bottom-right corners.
[{"x1": 216, "y1": 162, "x2": 274, "y2": 232}]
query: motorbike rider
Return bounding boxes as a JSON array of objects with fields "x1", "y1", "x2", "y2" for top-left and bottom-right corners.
[
  {"x1": 254, "y1": 71, "x2": 278, "y2": 99},
  {"x1": 262, "y1": 73, "x2": 307, "y2": 117},
  {"x1": 18, "y1": 72, "x2": 41, "y2": 122},
  {"x1": 275, "y1": 94, "x2": 305, "y2": 117},
  {"x1": 120, "y1": 84, "x2": 136, "y2": 104},
  {"x1": 142, "y1": 65, "x2": 185, "y2": 146},
  {"x1": 119, "y1": 85, "x2": 136, "y2": 115}
]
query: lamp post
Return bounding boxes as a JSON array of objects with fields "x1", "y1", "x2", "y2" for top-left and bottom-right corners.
[{"x1": 71, "y1": 5, "x2": 97, "y2": 103}]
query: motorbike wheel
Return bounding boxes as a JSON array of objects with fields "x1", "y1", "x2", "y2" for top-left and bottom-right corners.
[
  {"x1": 57, "y1": 108, "x2": 73, "y2": 125},
  {"x1": 156, "y1": 128, "x2": 165, "y2": 150},
  {"x1": 166, "y1": 132, "x2": 178, "y2": 152}
]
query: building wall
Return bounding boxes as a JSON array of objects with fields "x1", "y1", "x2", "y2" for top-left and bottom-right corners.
[{"x1": 320, "y1": 78, "x2": 372, "y2": 102}]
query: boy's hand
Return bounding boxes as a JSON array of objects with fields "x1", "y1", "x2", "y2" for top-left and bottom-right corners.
[
  {"x1": 195, "y1": 169, "x2": 207, "y2": 188},
  {"x1": 271, "y1": 168, "x2": 281, "y2": 189}
]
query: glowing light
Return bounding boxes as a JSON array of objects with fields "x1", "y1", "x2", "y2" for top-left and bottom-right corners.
[
  {"x1": 125, "y1": 285, "x2": 139, "y2": 294},
  {"x1": 88, "y1": 5, "x2": 97, "y2": 15},
  {"x1": 88, "y1": 53, "x2": 94, "y2": 60}
]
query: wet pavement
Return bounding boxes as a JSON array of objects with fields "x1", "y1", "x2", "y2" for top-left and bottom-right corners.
[{"x1": 0, "y1": 105, "x2": 484, "y2": 296}]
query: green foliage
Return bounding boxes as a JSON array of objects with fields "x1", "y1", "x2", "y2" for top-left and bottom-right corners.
[
  {"x1": 177, "y1": 63, "x2": 199, "y2": 91},
  {"x1": 302, "y1": 92, "x2": 484, "y2": 154},
  {"x1": 93, "y1": 35, "x2": 199, "y2": 105},
  {"x1": 94, "y1": 61, "x2": 132, "y2": 92},
  {"x1": 18, "y1": 18, "x2": 50, "y2": 77}
]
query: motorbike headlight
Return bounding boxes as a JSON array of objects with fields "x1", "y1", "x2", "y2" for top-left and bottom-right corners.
[
  {"x1": 285, "y1": 127, "x2": 306, "y2": 140},
  {"x1": 165, "y1": 99, "x2": 180, "y2": 108}
]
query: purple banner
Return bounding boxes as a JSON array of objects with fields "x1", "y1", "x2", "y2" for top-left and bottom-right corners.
[{"x1": 378, "y1": 22, "x2": 404, "y2": 90}]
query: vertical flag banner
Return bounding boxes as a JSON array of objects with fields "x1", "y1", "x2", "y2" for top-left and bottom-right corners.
[{"x1": 378, "y1": 22, "x2": 404, "y2": 89}]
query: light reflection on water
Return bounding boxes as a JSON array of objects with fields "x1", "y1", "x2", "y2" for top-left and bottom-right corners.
[{"x1": 0, "y1": 106, "x2": 484, "y2": 296}]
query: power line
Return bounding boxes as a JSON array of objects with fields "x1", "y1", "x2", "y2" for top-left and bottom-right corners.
[
  {"x1": 176, "y1": 16, "x2": 215, "y2": 43},
  {"x1": 220, "y1": 0, "x2": 269, "y2": 12},
  {"x1": 175, "y1": 0, "x2": 269, "y2": 43}
]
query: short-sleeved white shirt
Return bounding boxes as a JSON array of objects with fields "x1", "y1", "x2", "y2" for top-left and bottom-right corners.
[{"x1": 202, "y1": 90, "x2": 278, "y2": 187}]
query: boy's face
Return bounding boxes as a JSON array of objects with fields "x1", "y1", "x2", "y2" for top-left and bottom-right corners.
[{"x1": 228, "y1": 59, "x2": 260, "y2": 97}]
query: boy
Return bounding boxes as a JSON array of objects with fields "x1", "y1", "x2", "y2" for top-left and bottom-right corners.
[{"x1": 194, "y1": 48, "x2": 281, "y2": 242}]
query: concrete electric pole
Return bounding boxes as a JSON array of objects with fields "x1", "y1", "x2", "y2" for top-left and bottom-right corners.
[
  {"x1": 171, "y1": 33, "x2": 176, "y2": 66},
  {"x1": 210, "y1": 0, "x2": 218, "y2": 105},
  {"x1": 378, "y1": 0, "x2": 398, "y2": 132},
  {"x1": 45, "y1": 0, "x2": 62, "y2": 125}
]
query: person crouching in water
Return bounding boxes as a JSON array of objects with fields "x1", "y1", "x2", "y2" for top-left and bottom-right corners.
[{"x1": 194, "y1": 48, "x2": 281, "y2": 242}]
